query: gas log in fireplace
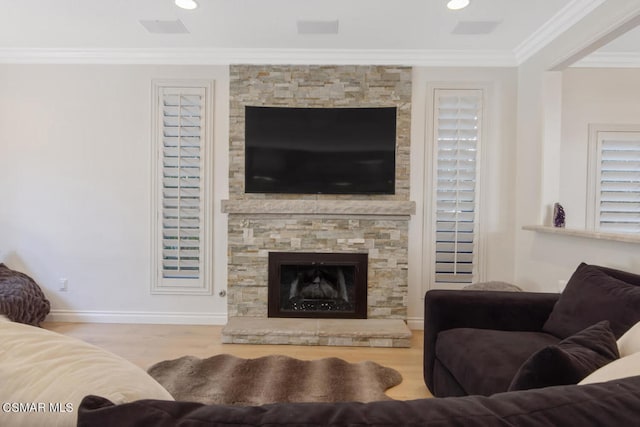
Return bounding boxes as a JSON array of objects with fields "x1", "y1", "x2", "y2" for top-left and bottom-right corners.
[{"x1": 268, "y1": 252, "x2": 368, "y2": 319}]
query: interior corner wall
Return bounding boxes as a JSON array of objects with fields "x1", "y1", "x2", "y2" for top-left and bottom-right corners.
[
  {"x1": 0, "y1": 64, "x2": 230, "y2": 324},
  {"x1": 514, "y1": 0, "x2": 640, "y2": 292}
]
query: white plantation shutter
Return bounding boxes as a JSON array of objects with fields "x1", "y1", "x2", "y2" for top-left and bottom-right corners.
[
  {"x1": 161, "y1": 89, "x2": 204, "y2": 279},
  {"x1": 433, "y1": 89, "x2": 482, "y2": 284},
  {"x1": 152, "y1": 82, "x2": 213, "y2": 294},
  {"x1": 596, "y1": 131, "x2": 640, "y2": 233}
]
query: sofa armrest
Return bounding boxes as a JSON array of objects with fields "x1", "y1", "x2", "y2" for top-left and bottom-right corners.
[{"x1": 423, "y1": 290, "x2": 559, "y2": 392}]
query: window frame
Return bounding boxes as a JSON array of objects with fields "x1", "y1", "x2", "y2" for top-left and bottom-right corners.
[
  {"x1": 424, "y1": 84, "x2": 488, "y2": 289},
  {"x1": 587, "y1": 123, "x2": 640, "y2": 234},
  {"x1": 150, "y1": 80, "x2": 214, "y2": 295}
]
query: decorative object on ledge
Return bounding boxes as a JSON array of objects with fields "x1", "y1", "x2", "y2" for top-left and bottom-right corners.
[{"x1": 553, "y1": 203, "x2": 566, "y2": 228}]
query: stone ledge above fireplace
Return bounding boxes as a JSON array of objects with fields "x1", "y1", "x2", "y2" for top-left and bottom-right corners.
[{"x1": 221, "y1": 199, "x2": 416, "y2": 217}]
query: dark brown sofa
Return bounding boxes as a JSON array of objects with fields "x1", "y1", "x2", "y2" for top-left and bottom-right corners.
[
  {"x1": 72, "y1": 262, "x2": 640, "y2": 425},
  {"x1": 78, "y1": 376, "x2": 640, "y2": 426},
  {"x1": 424, "y1": 263, "x2": 640, "y2": 397}
]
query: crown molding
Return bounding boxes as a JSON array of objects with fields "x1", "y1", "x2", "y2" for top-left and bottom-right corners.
[
  {"x1": 571, "y1": 51, "x2": 640, "y2": 68},
  {"x1": 0, "y1": 47, "x2": 517, "y2": 67},
  {"x1": 513, "y1": 0, "x2": 606, "y2": 65}
]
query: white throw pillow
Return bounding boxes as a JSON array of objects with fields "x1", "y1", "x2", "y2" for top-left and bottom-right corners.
[
  {"x1": 0, "y1": 316, "x2": 173, "y2": 427},
  {"x1": 617, "y1": 320, "x2": 640, "y2": 357},
  {"x1": 579, "y1": 352, "x2": 640, "y2": 385}
]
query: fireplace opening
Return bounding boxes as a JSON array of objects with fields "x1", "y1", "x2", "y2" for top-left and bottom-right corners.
[{"x1": 268, "y1": 252, "x2": 367, "y2": 319}]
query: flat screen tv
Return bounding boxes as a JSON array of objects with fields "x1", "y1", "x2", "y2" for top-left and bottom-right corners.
[{"x1": 245, "y1": 106, "x2": 396, "y2": 194}]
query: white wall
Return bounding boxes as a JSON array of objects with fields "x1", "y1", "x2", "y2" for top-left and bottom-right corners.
[
  {"x1": 0, "y1": 64, "x2": 230, "y2": 324},
  {"x1": 514, "y1": 1, "x2": 640, "y2": 292},
  {"x1": 0, "y1": 62, "x2": 519, "y2": 327},
  {"x1": 407, "y1": 67, "x2": 518, "y2": 327},
  {"x1": 560, "y1": 67, "x2": 640, "y2": 228}
]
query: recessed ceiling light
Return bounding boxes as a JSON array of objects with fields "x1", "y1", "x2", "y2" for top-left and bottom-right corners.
[
  {"x1": 175, "y1": 0, "x2": 198, "y2": 10},
  {"x1": 447, "y1": 0, "x2": 470, "y2": 10}
]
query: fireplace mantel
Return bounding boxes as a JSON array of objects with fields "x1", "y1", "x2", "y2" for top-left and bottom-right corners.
[{"x1": 221, "y1": 199, "x2": 416, "y2": 218}]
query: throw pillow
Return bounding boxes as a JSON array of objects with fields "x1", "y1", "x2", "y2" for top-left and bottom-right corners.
[
  {"x1": 0, "y1": 316, "x2": 173, "y2": 427},
  {"x1": 617, "y1": 320, "x2": 640, "y2": 357},
  {"x1": 0, "y1": 263, "x2": 50, "y2": 325},
  {"x1": 542, "y1": 263, "x2": 640, "y2": 339},
  {"x1": 579, "y1": 351, "x2": 640, "y2": 385},
  {"x1": 508, "y1": 320, "x2": 619, "y2": 391}
]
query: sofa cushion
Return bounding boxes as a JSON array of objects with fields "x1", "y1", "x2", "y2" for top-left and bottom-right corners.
[
  {"x1": 435, "y1": 328, "x2": 559, "y2": 396},
  {"x1": 618, "y1": 320, "x2": 640, "y2": 357},
  {"x1": 0, "y1": 316, "x2": 173, "y2": 427},
  {"x1": 509, "y1": 321, "x2": 619, "y2": 391},
  {"x1": 543, "y1": 263, "x2": 640, "y2": 339},
  {"x1": 579, "y1": 352, "x2": 640, "y2": 385},
  {"x1": 432, "y1": 359, "x2": 467, "y2": 397}
]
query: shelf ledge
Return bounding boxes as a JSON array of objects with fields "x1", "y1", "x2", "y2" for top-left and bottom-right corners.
[
  {"x1": 221, "y1": 199, "x2": 416, "y2": 217},
  {"x1": 523, "y1": 225, "x2": 640, "y2": 244}
]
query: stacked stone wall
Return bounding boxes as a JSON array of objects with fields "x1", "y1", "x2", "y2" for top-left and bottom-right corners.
[
  {"x1": 227, "y1": 65, "x2": 412, "y2": 320},
  {"x1": 229, "y1": 65, "x2": 412, "y2": 201}
]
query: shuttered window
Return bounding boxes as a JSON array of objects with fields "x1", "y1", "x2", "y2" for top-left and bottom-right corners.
[
  {"x1": 152, "y1": 82, "x2": 213, "y2": 295},
  {"x1": 161, "y1": 88, "x2": 204, "y2": 279},
  {"x1": 595, "y1": 131, "x2": 640, "y2": 233},
  {"x1": 433, "y1": 89, "x2": 482, "y2": 284}
]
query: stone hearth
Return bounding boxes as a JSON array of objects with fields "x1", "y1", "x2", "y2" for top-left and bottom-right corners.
[{"x1": 222, "y1": 317, "x2": 412, "y2": 347}]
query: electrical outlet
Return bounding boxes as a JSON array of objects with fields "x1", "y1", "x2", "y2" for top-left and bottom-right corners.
[{"x1": 59, "y1": 278, "x2": 68, "y2": 292}]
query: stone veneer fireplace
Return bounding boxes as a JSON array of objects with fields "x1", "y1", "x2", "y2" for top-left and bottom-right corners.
[{"x1": 222, "y1": 65, "x2": 414, "y2": 345}]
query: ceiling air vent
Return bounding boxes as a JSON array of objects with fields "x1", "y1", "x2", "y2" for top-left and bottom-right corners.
[
  {"x1": 140, "y1": 19, "x2": 189, "y2": 34},
  {"x1": 452, "y1": 21, "x2": 501, "y2": 35},
  {"x1": 297, "y1": 20, "x2": 339, "y2": 35}
]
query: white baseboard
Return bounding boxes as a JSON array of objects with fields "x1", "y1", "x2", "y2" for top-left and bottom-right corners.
[
  {"x1": 46, "y1": 309, "x2": 422, "y2": 329},
  {"x1": 47, "y1": 309, "x2": 228, "y2": 325},
  {"x1": 406, "y1": 317, "x2": 424, "y2": 330}
]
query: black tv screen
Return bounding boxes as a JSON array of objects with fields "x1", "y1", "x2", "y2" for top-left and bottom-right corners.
[{"x1": 245, "y1": 106, "x2": 396, "y2": 194}]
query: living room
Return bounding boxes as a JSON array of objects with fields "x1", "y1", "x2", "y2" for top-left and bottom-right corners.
[
  {"x1": 1, "y1": 0, "x2": 640, "y2": 425},
  {"x1": 1, "y1": 0, "x2": 637, "y2": 326}
]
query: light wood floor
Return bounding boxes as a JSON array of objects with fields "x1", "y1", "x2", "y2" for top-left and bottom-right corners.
[{"x1": 42, "y1": 322, "x2": 433, "y2": 401}]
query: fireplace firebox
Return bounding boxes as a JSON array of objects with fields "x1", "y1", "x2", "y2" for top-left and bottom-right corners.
[{"x1": 268, "y1": 252, "x2": 368, "y2": 319}]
